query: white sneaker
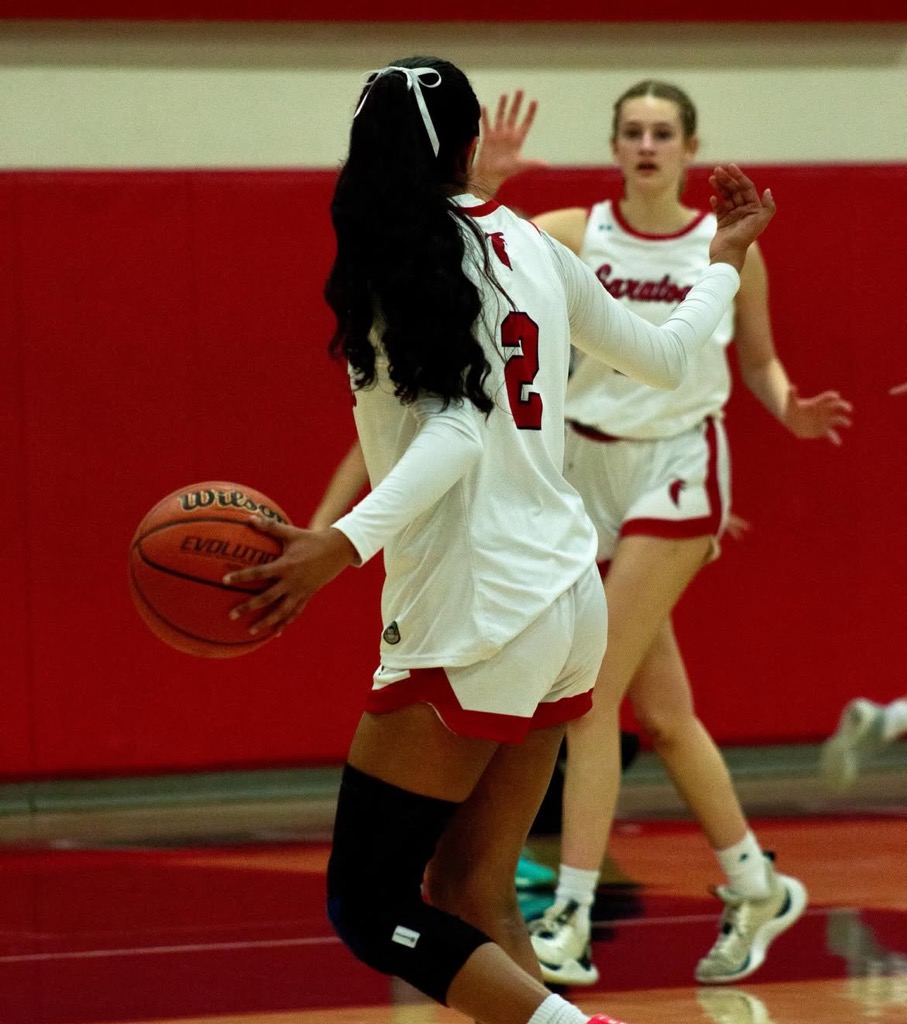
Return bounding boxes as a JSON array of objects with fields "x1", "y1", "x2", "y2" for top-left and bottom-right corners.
[
  {"x1": 529, "y1": 898, "x2": 600, "y2": 986},
  {"x1": 696, "y1": 987, "x2": 772, "y2": 1024},
  {"x1": 695, "y1": 857, "x2": 808, "y2": 984},
  {"x1": 821, "y1": 698, "x2": 886, "y2": 792}
]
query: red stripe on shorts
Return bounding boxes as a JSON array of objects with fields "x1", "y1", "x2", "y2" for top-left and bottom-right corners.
[{"x1": 365, "y1": 667, "x2": 592, "y2": 743}]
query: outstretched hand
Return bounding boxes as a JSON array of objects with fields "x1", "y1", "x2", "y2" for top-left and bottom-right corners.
[
  {"x1": 784, "y1": 386, "x2": 853, "y2": 445},
  {"x1": 223, "y1": 517, "x2": 357, "y2": 636},
  {"x1": 708, "y1": 164, "x2": 776, "y2": 272},
  {"x1": 724, "y1": 512, "x2": 753, "y2": 542},
  {"x1": 471, "y1": 90, "x2": 547, "y2": 197}
]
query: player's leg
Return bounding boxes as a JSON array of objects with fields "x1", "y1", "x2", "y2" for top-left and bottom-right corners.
[
  {"x1": 426, "y1": 720, "x2": 572, "y2": 978},
  {"x1": 628, "y1": 618, "x2": 749, "y2": 851},
  {"x1": 329, "y1": 568, "x2": 621, "y2": 1024},
  {"x1": 532, "y1": 532, "x2": 711, "y2": 985},
  {"x1": 332, "y1": 703, "x2": 559, "y2": 1022},
  {"x1": 821, "y1": 696, "x2": 907, "y2": 792},
  {"x1": 432, "y1": 565, "x2": 622, "y2": 1018},
  {"x1": 561, "y1": 533, "x2": 712, "y2": 867},
  {"x1": 628, "y1": 619, "x2": 808, "y2": 983}
]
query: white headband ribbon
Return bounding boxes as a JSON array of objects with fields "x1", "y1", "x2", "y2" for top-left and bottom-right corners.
[{"x1": 353, "y1": 66, "x2": 442, "y2": 157}]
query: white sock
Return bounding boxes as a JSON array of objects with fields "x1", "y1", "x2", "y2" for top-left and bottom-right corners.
[
  {"x1": 715, "y1": 831, "x2": 770, "y2": 899},
  {"x1": 555, "y1": 863, "x2": 599, "y2": 917},
  {"x1": 882, "y1": 699, "x2": 907, "y2": 742},
  {"x1": 526, "y1": 992, "x2": 592, "y2": 1024}
]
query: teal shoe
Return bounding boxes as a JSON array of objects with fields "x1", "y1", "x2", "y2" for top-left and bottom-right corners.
[
  {"x1": 519, "y1": 890, "x2": 555, "y2": 923},
  {"x1": 515, "y1": 847, "x2": 557, "y2": 891}
]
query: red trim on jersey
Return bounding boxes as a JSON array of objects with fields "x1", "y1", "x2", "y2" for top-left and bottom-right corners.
[
  {"x1": 461, "y1": 199, "x2": 501, "y2": 219},
  {"x1": 611, "y1": 201, "x2": 709, "y2": 241},
  {"x1": 619, "y1": 418, "x2": 723, "y2": 540},
  {"x1": 364, "y1": 667, "x2": 591, "y2": 743}
]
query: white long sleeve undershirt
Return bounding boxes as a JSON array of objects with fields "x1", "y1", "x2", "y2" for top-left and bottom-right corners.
[{"x1": 333, "y1": 395, "x2": 483, "y2": 566}]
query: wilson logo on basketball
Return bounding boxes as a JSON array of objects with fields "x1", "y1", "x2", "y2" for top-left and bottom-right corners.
[
  {"x1": 129, "y1": 480, "x2": 292, "y2": 658},
  {"x1": 179, "y1": 536, "x2": 279, "y2": 567},
  {"x1": 179, "y1": 487, "x2": 288, "y2": 523}
]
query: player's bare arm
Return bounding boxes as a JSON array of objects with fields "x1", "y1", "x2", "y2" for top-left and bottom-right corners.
[{"x1": 734, "y1": 238, "x2": 853, "y2": 445}]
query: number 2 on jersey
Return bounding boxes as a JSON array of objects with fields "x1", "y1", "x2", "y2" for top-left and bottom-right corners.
[{"x1": 501, "y1": 311, "x2": 543, "y2": 430}]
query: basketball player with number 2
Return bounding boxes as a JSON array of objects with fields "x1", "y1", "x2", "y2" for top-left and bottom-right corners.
[{"x1": 224, "y1": 56, "x2": 775, "y2": 1024}]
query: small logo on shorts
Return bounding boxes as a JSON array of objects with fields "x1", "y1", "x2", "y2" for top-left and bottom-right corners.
[
  {"x1": 392, "y1": 924, "x2": 420, "y2": 948},
  {"x1": 383, "y1": 620, "x2": 401, "y2": 644},
  {"x1": 669, "y1": 478, "x2": 686, "y2": 507}
]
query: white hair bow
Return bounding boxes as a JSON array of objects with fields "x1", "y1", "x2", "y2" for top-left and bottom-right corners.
[{"x1": 353, "y1": 65, "x2": 442, "y2": 157}]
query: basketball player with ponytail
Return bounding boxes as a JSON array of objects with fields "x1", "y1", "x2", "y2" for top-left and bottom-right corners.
[
  {"x1": 224, "y1": 57, "x2": 775, "y2": 1024},
  {"x1": 474, "y1": 84, "x2": 853, "y2": 987}
]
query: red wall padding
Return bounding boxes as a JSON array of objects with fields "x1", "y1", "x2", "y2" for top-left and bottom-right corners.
[{"x1": 2, "y1": 163, "x2": 905, "y2": 780}]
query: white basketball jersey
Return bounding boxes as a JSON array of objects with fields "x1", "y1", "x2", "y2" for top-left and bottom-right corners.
[
  {"x1": 565, "y1": 200, "x2": 734, "y2": 438},
  {"x1": 348, "y1": 196, "x2": 599, "y2": 668},
  {"x1": 336, "y1": 194, "x2": 740, "y2": 669}
]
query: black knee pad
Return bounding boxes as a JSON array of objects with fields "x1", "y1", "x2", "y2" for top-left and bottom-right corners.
[{"x1": 326, "y1": 764, "x2": 492, "y2": 1005}]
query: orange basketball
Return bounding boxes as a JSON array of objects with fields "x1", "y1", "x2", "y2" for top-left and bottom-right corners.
[{"x1": 128, "y1": 481, "x2": 292, "y2": 658}]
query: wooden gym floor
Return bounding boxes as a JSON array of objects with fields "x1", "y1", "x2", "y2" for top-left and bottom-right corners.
[{"x1": 0, "y1": 745, "x2": 904, "y2": 1024}]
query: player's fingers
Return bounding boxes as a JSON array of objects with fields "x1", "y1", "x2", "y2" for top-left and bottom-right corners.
[
  {"x1": 724, "y1": 163, "x2": 754, "y2": 195},
  {"x1": 222, "y1": 560, "x2": 282, "y2": 586},
  {"x1": 251, "y1": 595, "x2": 308, "y2": 635},
  {"x1": 506, "y1": 89, "x2": 524, "y2": 128},
  {"x1": 519, "y1": 99, "x2": 539, "y2": 138},
  {"x1": 494, "y1": 92, "x2": 508, "y2": 128},
  {"x1": 245, "y1": 513, "x2": 295, "y2": 538},
  {"x1": 710, "y1": 168, "x2": 742, "y2": 210},
  {"x1": 228, "y1": 582, "x2": 285, "y2": 620},
  {"x1": 715, "y1": 164, "x2": 760, "y2": 209},
  {"x1": 712, "y1": 165, "x2": 736, "y2": 192},
  {"x1": 813, "y1": 392, "x2": 853, "y2": 416}
]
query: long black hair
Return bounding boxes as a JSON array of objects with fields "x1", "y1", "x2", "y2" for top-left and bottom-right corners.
[{"x1": 324, "y1": 56, "x2": 493, "y2": 414}]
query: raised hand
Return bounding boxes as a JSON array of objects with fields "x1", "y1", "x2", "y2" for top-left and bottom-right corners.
[
  {"x1": 783, "y1": 386, "x2": 853, "y2": 445},
  {"x1": 471, "y1": 90, "x2": 548, "y2": 197},
  {"x1": 708, "y1": 164, "x2": 776, "y2": 272}
]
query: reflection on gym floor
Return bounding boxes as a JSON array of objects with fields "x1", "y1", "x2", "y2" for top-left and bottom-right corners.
[{"x1": 0, "y1": 808, "x2": 903, "y2": 1024}]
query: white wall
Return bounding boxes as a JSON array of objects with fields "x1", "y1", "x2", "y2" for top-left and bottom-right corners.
[{"x1": 1, "y1": 20, "x2": 905, "y2": 169}]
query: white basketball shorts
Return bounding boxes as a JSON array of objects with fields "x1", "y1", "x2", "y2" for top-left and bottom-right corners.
[
  {"x1": 565, "y1": 417, "x2": 730, "y2": 566},
  {"x1": 364, "y1": 563, "x2": 607, "y2": 743}
]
